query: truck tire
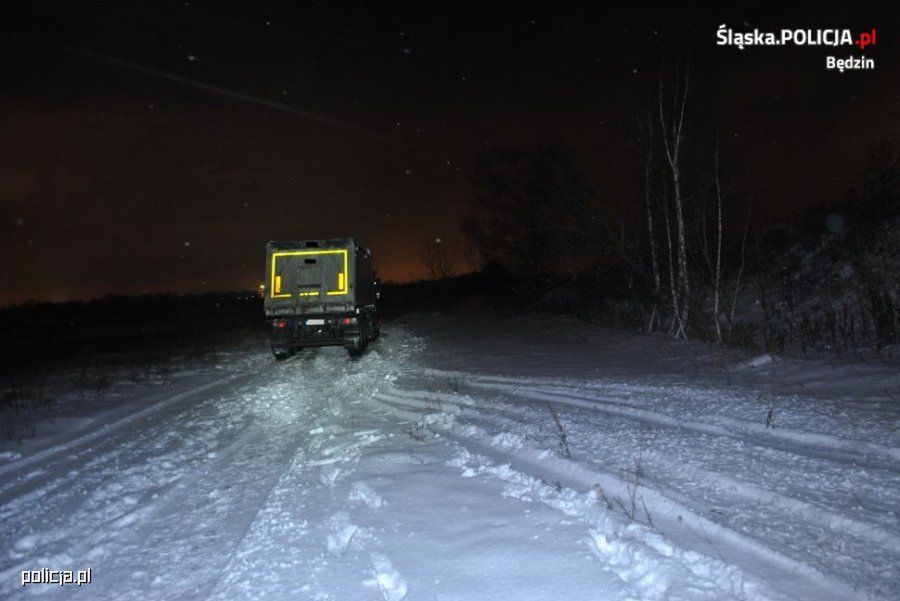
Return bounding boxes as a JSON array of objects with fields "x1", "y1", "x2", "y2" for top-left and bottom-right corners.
[
  {"x1": 273, "y1": 349, "x2": 291, "y2": 361},
  {"x1": 347, "y1": 338, "x2": 364, "y2": 357},
  {"x1": 347, "y1": 326, "x2": 367, "y2": 358}
]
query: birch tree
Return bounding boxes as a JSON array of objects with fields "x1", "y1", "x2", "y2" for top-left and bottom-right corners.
[
  {"x1": 658, "y1": 64, "x2": 691, "y2": 337},
  {"x1": 636, "y1": 110, "x2": 661, "y2": 331},
  {"x1": 712, "y1": 136, "x2": 725, "y2": 343}
]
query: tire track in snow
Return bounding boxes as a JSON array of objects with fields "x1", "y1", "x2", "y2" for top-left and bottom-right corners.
[
  {"x1": 371, "y1": 389, "x2": 875, "y2": 601},
  {"x1": 0, "y1": 358, "x2": 321, "y2": 598},
  {"x1": 427, "y1": 369, "x2": 900, "y2": 470},
  {"x1": 0, "y1": 369, "x2": 277, "y2": 528},
  {"x1": 0, "y1": 363, "x2": 272, "y2": 487},
  {"x1": 83, "y1": 379, "x2": 331, "y2": 600},
  {"x1": 206, "y1": 342, "x2": 418, "y2": 601},
  {"x1": 376, "y1": 385, "x2": 900, "y2": 553}
]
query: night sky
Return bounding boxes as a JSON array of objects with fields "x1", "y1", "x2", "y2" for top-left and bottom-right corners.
[{"x1": 1, "y1": 1, "x2": 897, "y2": 306}]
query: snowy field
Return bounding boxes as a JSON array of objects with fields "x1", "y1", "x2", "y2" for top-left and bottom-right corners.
[{"x1": 1, "y1": 312, "x2": 898, "y2": 600}]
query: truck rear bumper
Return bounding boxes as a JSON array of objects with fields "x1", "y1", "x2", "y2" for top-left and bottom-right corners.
[
  {"x1": 270, "y1": 314, "x2": 363, "y2": 349},
  {"x1": 274, "y1": 338, "x2": 351, "y2": 349}
]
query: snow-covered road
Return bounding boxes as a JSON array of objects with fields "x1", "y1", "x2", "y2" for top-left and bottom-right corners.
[{"x1": 2, "y1": 314, "x2": 898, "y2": 600}]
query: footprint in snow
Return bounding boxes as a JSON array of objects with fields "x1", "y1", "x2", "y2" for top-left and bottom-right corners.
[
  {"x1": 320, "y1": 465, "x2": 342, "y2": 486},
  {"x1": 326, "y1": 512, "x2": 359, "y2": 556},
  {"x1": 364, "y1": 553, "x2": 407, "y2": 601},
  {"x1": 349, "y1": 482, "x2": 384, "y2": 509}
]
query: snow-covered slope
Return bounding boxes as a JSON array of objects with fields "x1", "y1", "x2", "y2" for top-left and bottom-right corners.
[{"x1": 1, "y1": 313, "x2": 897, "y2": 600}]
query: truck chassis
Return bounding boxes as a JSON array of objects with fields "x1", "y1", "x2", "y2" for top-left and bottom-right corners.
[{"x1": 269, "y1": 309, "x2": 380, "y2": 359}]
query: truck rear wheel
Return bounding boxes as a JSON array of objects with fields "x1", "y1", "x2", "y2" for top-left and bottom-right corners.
[
  {"x1": 272, "y1": 347, "x2": 293, "y2": 361},
  {"x1": 347, "y1": 339, "x2": 364, "y2": 357},
  {"x1": 347, "y1": 326, "x2": 367, "y2": 358}
]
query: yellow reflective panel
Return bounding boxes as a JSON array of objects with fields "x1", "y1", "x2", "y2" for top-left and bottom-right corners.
[
  {"x1": 271, "y1": 248, "x2": 349, "y2": 297},
  {"x1": 270, "y1": 254, "x2": 291, "y2": 298},
  {"x1": 326, "y1": 251, "x2": 350, "y2": 296}
]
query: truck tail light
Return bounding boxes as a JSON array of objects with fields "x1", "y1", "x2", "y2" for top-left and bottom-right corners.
[
  {"x1": 341, "y1": 317, "x2": 357, "y2": 325},
  {"x1": 275, "y1": 319, "x2": 287, "y2": 329}
]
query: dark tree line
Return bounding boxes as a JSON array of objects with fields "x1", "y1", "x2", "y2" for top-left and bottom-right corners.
[
  {"x1": 453, "y1": 65, "x2": 899, "y2": 351},
  {"x1": 461, "y1": 144, "x2": 601, "y2": 280}
]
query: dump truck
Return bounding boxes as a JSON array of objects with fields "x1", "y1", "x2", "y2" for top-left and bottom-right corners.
[{"x1": 264, "y1": 238, "x2": 380, "y2": 359}]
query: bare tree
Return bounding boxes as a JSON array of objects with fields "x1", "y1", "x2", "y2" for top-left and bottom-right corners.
[
  {"x1": 862, "y1": 136, "x2": 899, "y2": 216},
  {"x1": 421, "y1": 236, "x2": 458, "y2": 280},
  {"x1": 462, "y1": 144, "x2": 597, "y2": 278},
  {"x1": 728, "y1": 199, "x2": 752, "y2": 330},
  {"x1": 636, "y1": 109, "x2": 661, "y2": 331},
  {"x1": 712, "y1": 136, "x2": 725, "y2": 343},
  {"x1": 703, "y1": 136, "x2": 752, "y2": 344},
  {"x1": 658, "y1": 63, "x2": 691, "y2": 336},
  {"x1": 661, "y1": 187, "x2": 684, "y2": 337}
]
